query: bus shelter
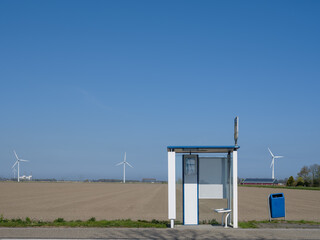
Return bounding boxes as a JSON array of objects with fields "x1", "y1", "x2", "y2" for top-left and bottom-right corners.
[{"x1": 167, "y1": 146, "x2": 239, "y2": 228}]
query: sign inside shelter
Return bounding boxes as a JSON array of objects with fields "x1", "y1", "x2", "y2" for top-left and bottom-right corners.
[{"x1": 185, "y1": 157, "x2": 196, "y2": 175}]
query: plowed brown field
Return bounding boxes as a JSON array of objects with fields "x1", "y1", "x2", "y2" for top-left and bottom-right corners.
[{"x1": 0, "y1": 182, "x2": 319, "y2": 222}]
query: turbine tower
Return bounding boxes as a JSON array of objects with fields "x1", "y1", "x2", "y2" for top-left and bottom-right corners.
[
  {"x1": 115, "y1": 152, "x2": 133, "y2": 183},
  {"x1": 268, "y1": 148, "x2": 284, "y2": 179},
  {"x1": 12, "y1": 150, "x2": 29, "y2": 182}
]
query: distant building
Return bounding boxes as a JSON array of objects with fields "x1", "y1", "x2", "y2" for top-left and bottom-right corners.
[
  {"x1": 142, "y1": 178, "x2": 156, "y2": 183},
  {"x1": 241, "y1": 178, "x2": 278, "y2": 185},
  {"x1": 19, "y1": 175, "x2": 32, "y2": 181}
]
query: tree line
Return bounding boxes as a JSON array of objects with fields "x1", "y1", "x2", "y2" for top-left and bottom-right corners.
[{"x1": 287, "y1": 164, "x2": 320, "y2": 187}]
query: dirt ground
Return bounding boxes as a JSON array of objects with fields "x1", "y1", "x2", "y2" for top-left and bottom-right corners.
[{"x1": 0, "y1": 182, "x2": 319, "y2": 222}]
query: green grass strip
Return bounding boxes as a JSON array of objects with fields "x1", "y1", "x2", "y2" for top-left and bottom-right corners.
[
  {"x1": 239, "y1": 220, "x2": 320, "y2": 228},
  {"x1": 238, "y1": 220, "x2": 259, "y2": 228},
  {"x1": 0, "y1": 216, "x2": 168, "y2": 228}
]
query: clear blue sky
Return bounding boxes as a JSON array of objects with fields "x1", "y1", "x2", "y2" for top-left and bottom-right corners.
[{"x1": 1, "y1": 0, "x2": 319, "y2": 180}]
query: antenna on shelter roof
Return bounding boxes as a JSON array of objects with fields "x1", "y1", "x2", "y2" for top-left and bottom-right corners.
[{"x1": 234, "y1": 116, "x2": 239, "y2": 146}]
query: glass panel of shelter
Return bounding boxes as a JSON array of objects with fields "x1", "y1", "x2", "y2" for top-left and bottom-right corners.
[
  {"x1": 175, "y1": 155, "x2": 183, "y2": 223},
  {"x1": 198, "y1": 154, "x2": 231, "y2": 224},
  {"x1": 175, "y1": 153, "x2": 233, "y2": 225}
]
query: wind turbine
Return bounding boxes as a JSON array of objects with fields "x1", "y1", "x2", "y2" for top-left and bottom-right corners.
[
  {"x1": 12, "y1": 150, "x2": 29, "y2": 182},
  {"x1": 115, "y1": 152, "x2": 133, "y2": 183},
  {"x1": 268, "y1": 148, "x2": 284, "y2": 179}
]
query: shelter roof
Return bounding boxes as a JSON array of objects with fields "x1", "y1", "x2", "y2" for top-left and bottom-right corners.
[{"x1": 167, "y1": 146, "x2": 239, "y2": 153}]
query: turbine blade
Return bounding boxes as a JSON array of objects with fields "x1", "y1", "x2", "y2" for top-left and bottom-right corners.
[
  {"x1": 126, "y1": 162, "x2": 133, "y2": 168},
  {"x1": 268, "y1": 148, "x2": 274, "y2": 157},
  {"x1": 275, "y1": 156, "x2": 284, "y2": 158},
  {"x1": 124, "y1": 152, "x2": 126, "y2": 162},
  {"x1": 13, "y1": 150, "x2": 19, "y2": 160},
  {"x1": 115, "y1": 162, "x2": 124, "y2": 166},
  {"x1": 20, "y1": 159, "x2": 29, "y2": 162},
  {"x1": 12, "y1": 161, "x2": 18, "y2": 168},
  {"x1": 270, "y1": 159, "x2": 274, "y2": 168}
]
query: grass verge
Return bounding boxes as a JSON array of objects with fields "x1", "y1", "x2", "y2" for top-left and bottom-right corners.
[
  {"x1": 0, "y1": 216, "x2": 168, "y2": 228},
  {"x1": 239, "y1": 220, "x2": 320, "y2": 228},
  {"x1": 239, "y1": 220, "x2": 259, "y2": 228}
]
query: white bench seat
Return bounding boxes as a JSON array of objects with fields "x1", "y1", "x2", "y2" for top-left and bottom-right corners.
[{"x1": 214, "y1": 208, "x2": 231, "y2": 228}]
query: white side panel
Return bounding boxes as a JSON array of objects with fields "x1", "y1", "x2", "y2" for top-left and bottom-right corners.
[
  {"x1": 184, "y1": 183, "x2": 198, "y2": 224},
  {"x1": 233, "y1": 150, "x2": 238, "y2": 228},
  {"x1": 199, "y1": 184, "x2": 223, "y2": 199},
  {"x1": 168, "y1": 152, "x2": 176, "y2": 220}
]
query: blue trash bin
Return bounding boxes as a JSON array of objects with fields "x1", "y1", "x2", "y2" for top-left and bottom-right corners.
[{"x1": 268, "y1": 193, "x2": 285, "y2": 220}]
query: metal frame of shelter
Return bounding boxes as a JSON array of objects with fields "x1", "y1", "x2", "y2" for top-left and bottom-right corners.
[{"x1": 167, "y1": 146, "x2": 240, "y2": 228}]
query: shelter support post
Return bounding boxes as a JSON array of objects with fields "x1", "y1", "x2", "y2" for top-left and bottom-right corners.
[
  {"x1": 168, "y1": 151, "x2": 176, "y2": 228},
  {"x1": 232, "y1": 150, "x2": 238, "y2": 228}
]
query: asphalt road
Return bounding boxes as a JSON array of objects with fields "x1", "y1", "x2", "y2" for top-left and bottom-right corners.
[{"x1": 0, "y1": 226, "x2": 320, "y2": 240}]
